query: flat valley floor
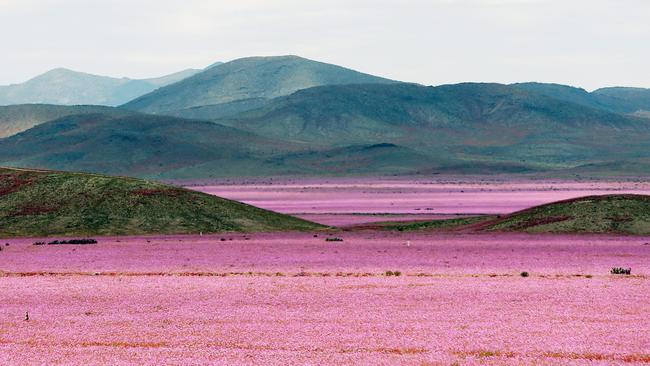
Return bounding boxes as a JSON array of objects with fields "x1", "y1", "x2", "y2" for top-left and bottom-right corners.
[{"x1": 2, "y1": 178, "x2": 650, "y2": 365}]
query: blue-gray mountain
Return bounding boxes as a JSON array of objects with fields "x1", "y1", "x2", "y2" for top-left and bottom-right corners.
[
  {"x1": 1, "y1": 82, "x2": 650, "y2": 178},
  {"x1": 122, "y1": 55, "x2": 397, "y2": 116},
  {"x1": 0, "y1": 68, "x2": 201, "y2": 106},
  {"x1": 1, "y1": 56, "x2": 650, "y2": 178},
  {"x1": 512, "y1": 83, "x2": 650, "y2": 115}
]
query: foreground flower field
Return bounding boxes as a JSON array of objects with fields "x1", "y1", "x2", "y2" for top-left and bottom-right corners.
[{"x1": 1, "y1": 232, "x2": 649, "y2": 365}]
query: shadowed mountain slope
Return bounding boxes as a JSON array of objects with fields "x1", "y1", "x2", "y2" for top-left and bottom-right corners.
[
  {"x1": 2, "y1": 82, "x2": 650, "y2": 178},
  {"x1": 513, "y1": 82, "x2": 650, "y2": 115},
  {"x1": 0, "y1": 104, "x2": 131, "y2": 138},
  {"x1": 593, "y1": 87, "x2": 650, "y2": 116},
  {"x1": 218, "y1": 82, "x2": 650, "y2": 170},
  {"x1": 0, "y1": 113, "x2": 303, "y2": 178}
]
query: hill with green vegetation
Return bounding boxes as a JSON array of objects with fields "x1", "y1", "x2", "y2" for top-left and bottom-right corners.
[
  {"x1": 218, "y1": 82, "x2": 650, "y2": 171},
  {"x1": 511, "y1": 82, "x2": 637, "y2": 114},
  {"x1": 3, "y1": 82, "x2": 650, "y2": 178},
  {"x1": 371, "y1": 216, "x2": 496, "y2": 232},
  {"x1": 122, "y1": 55, "x2": 397, "y2": 116},
  {"x1": 371, "y1": 195, "x2": 650, "y2": 235},
  {"x1": 593, "y1": 87, "x2": 650, "y2": 115},
  {"x1": 0, "y1": 68, "x2": 200, "y2": 106},
  {"x1": 0, "y1": 109, "x2": 450, "y2": 178},
  {"x1": 513, "y1": 83, "x2": 650, "y2": 116},
  {"x1": 0, "y1": 104, "x2": 130, "y2": 138},
  {"x1": 0, "y1": 167, "x2": 322, "y2": 237},
  {"x1": 484, "y1": 195, "x2": 650, "y2": 235},
  {"x1": 0, "y1": 112, "x2": 306, "y2": 178}
]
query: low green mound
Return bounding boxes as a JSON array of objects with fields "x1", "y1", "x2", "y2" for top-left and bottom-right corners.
[
  {"x1": 485, "y1": 195, "x2": 650, "y2": 235},
  {"x1": 378, "y1": 216, "x2": 495, "y2": 232},
  {"x1": 0, "y1": 167, "x2": 323, "y2": 237}
]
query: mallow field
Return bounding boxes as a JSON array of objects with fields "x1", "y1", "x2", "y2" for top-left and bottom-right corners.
[{"x1": 1, "y1": 35, "x2": 650, "y2": 365}]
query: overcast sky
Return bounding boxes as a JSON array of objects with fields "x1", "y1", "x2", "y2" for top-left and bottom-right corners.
[{"x1": 0, "y1": 0, "x2": 647, "y2": 90}]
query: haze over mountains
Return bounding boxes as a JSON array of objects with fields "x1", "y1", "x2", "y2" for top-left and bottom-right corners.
[
  {"x1": 0, "y1": 67, "x2": 201, "y2": 106},
  {"x1": 0, "y1": 55, "x2": 649, "y2": 178}
]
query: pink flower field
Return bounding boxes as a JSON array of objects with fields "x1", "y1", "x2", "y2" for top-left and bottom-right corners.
[
  {"x1": 2, "y1": 231, "x2": 650, "y2": 365},
  {"x1": 192, "y1": 178, "x2": 650, "y2": 225},
  {"x1": 2, "y1": 179, "x2": 650, "y2": 365}
]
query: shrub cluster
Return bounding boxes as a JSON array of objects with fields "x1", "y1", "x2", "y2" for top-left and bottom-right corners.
[
  {"x1": 47, "y1": 239, "x2": 98, "y2": 245},
  {"x1": 325, "y1": 237, "x2": 344, "y2": 242},
  {"x1": 385, "y1": 270, "x2": 402, "y2": 276},
  {"x1": 610, "y1": 267, "x2": 631, "y2": 275},
  {"x1": 520, "y1": 271, "x2": 529, "y2": 277}
]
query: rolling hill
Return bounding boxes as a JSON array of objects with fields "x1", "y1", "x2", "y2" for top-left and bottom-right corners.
[
  {"x1": 2, "y1": 82, "x2": 650, "y2": 178},
  {"x1": 0, "y1": 68, "x2": 200, "y2": 106},
  {"x1": 122, "y1": 55, "x2": 397, "y2": 116},
  {"x1": 0, "y1": 110, "x2": 442, "y2": 178},
  {"x1": 593, "y1": 87, "x2": 650, "y2": 115},
  {"x1": 0, "y1": 104, "x2": 130, "y2": 138},
  {"x1": 513, "y1": 83, "x2": 650, "y2": 115},
  {"x1": 373, "y1": 194, "x2": 650, "y2": 235},
  {"x1": 0, "y1": 167, "x2": 322, "y2": 236},
  {"x1": 217, "y1": 82, "x2": 650, "y2": 170},
  {"x1": 484, "y1": 195, "x2": 650, "y2": 235},
  {"x1": 0, "y1": 112, "x2": 306, "y2": 178}
]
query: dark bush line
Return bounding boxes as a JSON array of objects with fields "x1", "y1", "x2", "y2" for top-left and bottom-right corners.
[
  {"x1": 611, "y1": 267, "x2": 631, "y2": 275},
  {"x1": 325, "y1": 237, "x2": 344, "y2": 242},
  {"x1": 33, "y1": 239, "x2": 98, "y2": 245}
]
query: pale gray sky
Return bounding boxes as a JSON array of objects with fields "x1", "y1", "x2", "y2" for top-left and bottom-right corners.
[{"x1": 1, "y1": 0, "x2": 648, "y2": 90}]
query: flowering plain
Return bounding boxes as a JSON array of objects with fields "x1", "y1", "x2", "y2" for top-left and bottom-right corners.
[
  {"x1": 2, "y1": 232, "x2": 650, "y2": 365},
  {"x1": 2, "y1": 179, "x2": 650, "y2": 365}
]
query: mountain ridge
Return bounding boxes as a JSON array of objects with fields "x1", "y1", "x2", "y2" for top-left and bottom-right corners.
[
  {"x1": 0, "y1": 67, "x2": 202, "y2": 106},
  {"x1": 122, "y1": 55, "x2": 398, "y2": 115}
]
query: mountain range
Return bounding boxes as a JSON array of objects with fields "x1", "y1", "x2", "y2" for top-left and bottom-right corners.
[
  {"x1": 0, "y1": 55, "x2": 649, "y2": 178},
  {"x1": 0, "y1": 67, "x2": 201, "y2": 106},
  {"x1": 512, "y1": 82, "x2": 650, "y2": 115},
  {"x1": 122, "y1": 55, "x2": 397, "y2": 117}
]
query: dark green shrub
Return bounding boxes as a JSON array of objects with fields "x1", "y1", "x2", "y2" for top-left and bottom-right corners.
[{"x1": 611, "y1": 267, "x2": 631, "y2": 275}]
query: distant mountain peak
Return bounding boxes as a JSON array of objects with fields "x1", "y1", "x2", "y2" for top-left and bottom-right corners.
[
  {"x1": 122, "y1": 55, "x2": 397, "y2": 114},
  {"x1": 0, "y1": 67, "x2": 201, "y2": 106}
]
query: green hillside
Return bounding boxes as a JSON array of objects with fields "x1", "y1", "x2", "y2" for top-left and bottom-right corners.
[
  {"x1": 370, "y1": 194, "x2": 650, "y2": 235},
  {"x1": 484, "y1": 195, "x2": 650, "y2": 235},
  {"x1": 219, "y1": 82, "x2": 650, "y2": 170},
  {"x1": 0, "y1": 104, "x2": 130, "y2": 138},
  {"x1": 0, "y1": 112, "x2": 304, "y2": 178},
  {"x1": 122, "y1": 55, "x2": 396, "y2": 115},
  {"x1": 511, "y1": 83, "x2": 638, "y2": 114},
  {"x1": 2, "y1": 82, "x2": 650, "y2": 178},
  {"x1": 0, "y1": 167, "x2": 322, "y2": 237},
  {"x1": 593, "y1": 87, "x2": 650, "y2": 115}
]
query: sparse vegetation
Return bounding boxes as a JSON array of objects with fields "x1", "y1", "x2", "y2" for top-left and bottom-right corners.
[
  {"x1": 0, "y1": 167, "x2": 323, "y2": 237},
  {"x1": 47, "y1": 239, "x2": 98, "y2": 245},
  {"x1": 385, "y1": 270, "x2": 402, "y2": 277},
  {"x1": 325, "y1": 237, "x2": 344, "y2": 242},
  {"x1": 610, "y1": 267, "x2": 631, "y2": 275},
  {"x1": 380, "y1": 216, "x2": 496, "y2": 232},
  {"x1": 485, "y1": 195, "x2": 650, "y2": 235}
]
